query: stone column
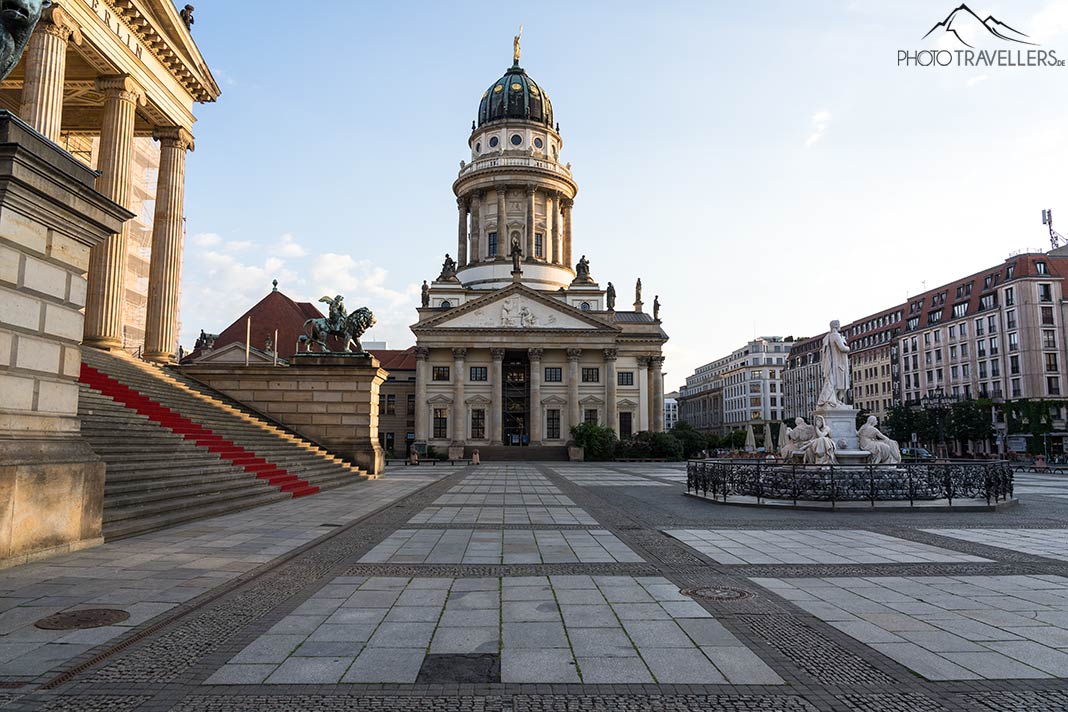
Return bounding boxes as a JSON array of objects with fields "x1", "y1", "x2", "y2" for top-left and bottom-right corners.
[
  {"x1": 604, "y1": 348, "x2": 618, "y2": 434},
  {"x1": 551, "y1": 192, "x2": 562, "y2": 266},
  {"x1": 637, "y1": 356, "x2": 650, "y2": 431},
  {"x1": 452, "y1": 348, "x2": 466, "y2": 443},
  {"x1": 18, "y1": 5, "x2": 81, "y2": 143},
  {"x1": 561, "y1": 197, "x2": 574, "y2": 269},
  {"x1": 567, "y1": 348, "x2": 582, "y2": 432},
  {"x1": 414, "y1": 346, "x2": 429, "y2": 444},
  {"x1": 496, "y1": 188, "x2": 508, "y2": 260},
  {"x1": 143, "y1": 127, "x2": 194, "y2": 363},
  {"x1": 529, "y1": 348, "x2": 543, "y2": 445},
  {"x1": 525, "y1": 185, "x2": 536, "y2": 261},
  {"x1": 470, "y1": 191, "x2": 482, "y2": 262},
  {"x1": 651, "y1": 355, "x2": 665, "y2": 432},
  {"x1": 456, "y1": 196, "x2": 468, "y2": 267},
  {"x1": 84, "y1": 75, "x2": 144, "y2": 349},
  {"x1": 490, "y1": 349, "x2": 505, "y2": 444}
]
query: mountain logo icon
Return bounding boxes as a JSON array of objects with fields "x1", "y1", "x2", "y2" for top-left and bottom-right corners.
[{"x1": 923, "y1": 4, "x2": 1036, "y2": 48}]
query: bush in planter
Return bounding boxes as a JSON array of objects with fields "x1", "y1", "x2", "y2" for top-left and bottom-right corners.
[
  {"x1": 569, "y1": 422, "x2": 618, "y2": 461},
  {"x1": 616, "y1": 431, "x2": 684, "y2": 460}
]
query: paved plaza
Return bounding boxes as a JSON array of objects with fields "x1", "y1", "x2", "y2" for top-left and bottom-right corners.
[{"x1": 3, "y1": 461, "x2": 1068, "y2": 711}]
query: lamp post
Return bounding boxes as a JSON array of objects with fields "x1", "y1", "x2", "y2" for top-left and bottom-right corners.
[{"x1": 921, "y1": 387, "x2": 954, "y2": 459}]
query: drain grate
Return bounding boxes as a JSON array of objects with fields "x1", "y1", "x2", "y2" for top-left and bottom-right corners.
[
  {"x1": 35, "y1": 608, "x2": 130, "y2": 630},
  {"x1": 416, "y1": 653, "x2": 500, "y2": 683},
  {"x1": 681, "y1": 586, "x2": 753, "y2": 602}
]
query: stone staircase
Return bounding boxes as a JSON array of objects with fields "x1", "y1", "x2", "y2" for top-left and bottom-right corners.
[{"x1": 79, "y1": 347, "x2": 369, "y2": 539}]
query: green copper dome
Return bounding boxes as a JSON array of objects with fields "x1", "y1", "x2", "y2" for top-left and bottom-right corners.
[{"x1": 477, "y1": 63, "x2": 554, "y2": 128}]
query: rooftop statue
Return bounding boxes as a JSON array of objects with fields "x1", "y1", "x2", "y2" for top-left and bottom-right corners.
[
  {"x1": 179, "y1": 4, "x2": 195, "y2": 31},
  {"x1": 301, "y1": 295, "x2": 376, "y2": 353},
  {"x1": 653, "y1": 295, "x2": 660, "y2": 320},
  {"x1": 421, "y1": 280, "x2": 430, "y2": 307},
  {"x1": 575, "y1": 255, "x2": 590, "y2": 280},
  {"x1": 510, "y1": 235, "x2": 523, "y2": 273},
  {"x1": 0, "y1": 0, "x2": 45, "y2": 81},
  {"x1": 513, "y1": 24, "x2": 522, "y2": 64},
  {"x1": 606, "y1": 282, "x2": 616, "y2": 310},
  {"x1": 438, "y1": 253, "x2": 457, "y2": 281}
]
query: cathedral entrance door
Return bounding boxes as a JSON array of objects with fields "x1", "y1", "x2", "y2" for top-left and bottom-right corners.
[{"x1": 502, "y1": 351, "x2": 530, "y2": 446}]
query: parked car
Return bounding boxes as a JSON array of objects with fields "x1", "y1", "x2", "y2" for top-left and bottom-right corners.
[{"x1": 901, "y1": 447, "x2": 934, "y2": 460}]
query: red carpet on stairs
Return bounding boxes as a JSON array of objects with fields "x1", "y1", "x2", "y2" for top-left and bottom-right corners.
[{"x1": 80, "y1": 363, "x2": 319, "y2": 498}]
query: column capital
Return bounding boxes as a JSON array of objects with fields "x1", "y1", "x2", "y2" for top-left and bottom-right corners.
[
  {"x1": 637, "y1": 355, "x2": 651, "y2": 368},
  {"x1": 566, "y1": 348, "x2": 582, "y2": 361},
  {"x1": 650, "y1": 355, "x2": 666, "y2": 369},
  {"x1": 153, "y1": 125, "x2": 195, "y2": 152},
  {"x1": 561, "y1": 197, "x2": 574, "y2": 210},
  {"x1": 528, "y1": 348, "x2": 543, "y2": 361},
  {"x1": 603, "y1": 348, "x2": 618, "y2": 361},
  {"x1": 452, "y1": 347, "x2": 468, "y2": 360},
  {"x1": 525, "y1": 184, "x2": 537, "y2": 196},
  {"x1": 36, "y1": 5, "x2": 82, "y2": 44},
  {"x1": 414, "y1": 346, "x2": 430, "y2": 360},
  {"x1": 96, "y1": 75, "x2": 147, "y2": 106},
  {"x1": 456, "y1": 195, "x2": 468, "y2": 210},
  {"x1": 491, "y1": 348, "x2": 506, "y2": 361}
]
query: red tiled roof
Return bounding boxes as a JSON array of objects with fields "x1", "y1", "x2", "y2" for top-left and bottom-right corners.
[{"x1": 370, "y1": 348, "x2": 416, "y2": 372}]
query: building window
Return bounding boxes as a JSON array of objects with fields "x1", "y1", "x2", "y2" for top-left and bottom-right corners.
[
  {"x1": 439, "y1": 300, "x2": 451, "y2": 309},
  {"x1": 1039, "y1": 283, "x2": 1054, "y2": 302},
  {"x1": 979, "y1": 294, "x2": 996, "y2": 311},
  {"x1": 1049, "y1": 376, "x2": 1061, "y2": 396},
  {"x1": 1005, "y1": 287, "x2": 1015, "y2": 306},
  {"x1": 488, "y1": 232, "x2": 498, "y2": 256},
  {"x1": 1010, "y1": 355, "x2": 1020, "y2": 375},
  {"x1": 584, "y1": 408, "x2": 598, "y2": 425},
  {"x1": 407, "y1": 394, "x2": 415, "y2": 415},
  {"x1": 579, "y1": 301, "x2": 591, "y2": 311},
  {"x1": 1012, "y1": 378, "x2": 1022, "y2": 398},
  {"x1": 489, "y1": 136, "x2": 499, "y2": 148},
  {"x1": 1009, "y1": 332, "x2": 1019, "y2": 352},
  {"x1": 470, "y1": 366, "x2": 487, "y2": 382},
  {"x1": 534, "y1": 233, "x2": 543, "y2": 258},
  {"x1": 1044, "y1": 330, "x2": 1057, "y2": 349},
  {"x1": 1047, "y1": 353, "x2": 1059, "y2": 373},
  {"x1": 547, "y1": 409, "x2": 561, "y2": 439},
  {"x1": 990, "y1": 336, "x2": 999, "y2": 355},
  {"x1": 1042, "y1": 307, "x2": 1055, "y2": 326},
  {"x1": 952, "y1": 303, "x2": 967, "y2": 319},
  {"x1": 1037, "y1": 261, "x2": 1049, "y2": 275},
  {"x1": 470, "y1": 408, "x2": 485, "y2": 439},
  {"x1": 544, "y1": 367, "x2": 562, "y2": 382},
  {"x1": 386, "y1": 394, "x2": 396, "y2": 415},
  {"x1": 534, "y1": 137, "x2": 544, "y2": 149},
  {"x1": 975, "y1": 318, "x2": 984, "y2": 336},
  {"x1": 1006, "y1": 310, "x2": 1017, "y2": 329},
  {"x1": 510, "y1": 133, "x2": 522, "y2": 146},
  {"x1": 582, "y1": 367, "x2": 600, "y2": 383},
  {"x1": 432, "y1": 366, "x2": 450, "y2": 381},
  {"x1": 618, "y1": 371, "x2": 634, "y2": 386},
  {"x1": 433, "y1": 408, "x2": 448, "y2": 439}
]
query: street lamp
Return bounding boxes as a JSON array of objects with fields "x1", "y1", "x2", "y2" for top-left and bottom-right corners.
[{"x1": 921, "y1": 387, "x2": 954, "y2": 459}]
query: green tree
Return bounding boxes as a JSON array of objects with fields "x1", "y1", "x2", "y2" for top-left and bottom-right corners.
[
  {"x1": 569, "y1": 422, "x2": 618, "y2": 461},
  {"x1": 670, "y1": 421, "x2": 707, "y2": 458},
  {"x1": 949, "y1": 400, "x2": 994, "y2": 445}
]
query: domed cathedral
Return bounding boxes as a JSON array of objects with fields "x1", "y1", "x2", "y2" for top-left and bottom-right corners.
[{"x1": 410, "y1": 35, "x2": 668, "y2": 457}]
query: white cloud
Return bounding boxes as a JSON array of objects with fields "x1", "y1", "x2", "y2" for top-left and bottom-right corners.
[
  {"x1": 223, "y1": 240, "x2": 252, "y2": 251},
  {"x1": 276, "y1": 233, "x2": 306, "y2": 258},
  {"x1": 805, "y1": 110, "x2": 833, "y2": 148},
  {"x1": 190, "y1": 232, "x2": 221, "y2": 247}
]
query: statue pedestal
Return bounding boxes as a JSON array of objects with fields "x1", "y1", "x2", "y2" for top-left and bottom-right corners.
[{"x1": 815, "y1": 407, "x2": 860, "y2": 450}]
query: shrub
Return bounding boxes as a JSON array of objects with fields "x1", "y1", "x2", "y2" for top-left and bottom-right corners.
[
  {"x1": 569, "y1": 422, "x2": 618, "y2": 461},
  {"x1": 670, "y1": 421, "x2": 706, "y2": 458},
  {"x1": 615, "y1": 431, "x2": 684, "y2": 460}
]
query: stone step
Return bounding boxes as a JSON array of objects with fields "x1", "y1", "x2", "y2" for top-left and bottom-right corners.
[
  {"x1": 102, "y1": 489, "x2": 290, "y2": 540},
  {"x1": 104, "y1": 468, "x2": 258, "y2": 492},
  {"x1": 105, "y1": 477, "x2": 276, "y2": 509}
]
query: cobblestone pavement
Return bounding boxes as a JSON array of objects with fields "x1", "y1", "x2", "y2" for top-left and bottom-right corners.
[{"x1": 3, "y1": 462, "x2": 1068, "y2": 710}]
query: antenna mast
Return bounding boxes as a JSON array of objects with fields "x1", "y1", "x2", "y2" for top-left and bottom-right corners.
[{"x1": 1043, "y1": 209, "x2": 1066, "y2": 250}]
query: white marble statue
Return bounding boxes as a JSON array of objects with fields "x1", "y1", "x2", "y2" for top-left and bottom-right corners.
[
  {"x1": 780, "y1": 417, "x2": 816, "y2": 462},
  {"x1": 810, "y1": 415, "x2": 837, "y2": 465},
  {"x1": 858, "y1": 415, "x2": 902, "y2": 464},
  {"x1": 817, "y1": 320, "x2": 851, "y2": 409}
]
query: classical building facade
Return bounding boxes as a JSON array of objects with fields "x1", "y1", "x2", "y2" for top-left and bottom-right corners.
[
  {"x1": 411, "y1": 50, "x2": 668, "y2": 453},
  {"x1": 3, "y1": 0, "x2": 219, "y2": 360}
]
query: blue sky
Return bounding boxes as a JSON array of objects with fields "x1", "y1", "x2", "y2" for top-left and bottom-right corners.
[{"x1": 178, "y1": 0, "x2": 1068, "y2": 388}]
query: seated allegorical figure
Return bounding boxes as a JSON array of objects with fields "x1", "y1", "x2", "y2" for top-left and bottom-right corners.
[
  {"x1": 780, "y1": 417, "x2": 816, "y2": 462},
  {"x1": 810, "y1": 415, "x2": 837, "y2": 465},
  {"x1": 858, "y1": 415, "x2": 902, "y2": 464}
]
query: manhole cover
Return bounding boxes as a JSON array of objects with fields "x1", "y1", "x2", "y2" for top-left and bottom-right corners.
[
  {"x1": 34, "y1": 608, "x2": 130, "y2": 630},
  {"x1": 416, "y1": 653, "x2": 500, "y2": 683},
  {"x1": 681, "y1": 586, "x2": 753, "y2": 602}
]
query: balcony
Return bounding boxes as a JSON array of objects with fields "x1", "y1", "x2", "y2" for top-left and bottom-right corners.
[{"x1": 458, "y1": 154, "x2": 574, "y2": 180}]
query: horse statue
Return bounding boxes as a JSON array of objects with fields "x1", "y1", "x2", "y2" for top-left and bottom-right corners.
[{"x1": 300, "y1": 295, "x2": 376, "y2": 353}]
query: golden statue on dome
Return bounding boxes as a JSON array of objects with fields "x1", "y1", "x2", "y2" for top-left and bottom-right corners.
[{"x1": 513, "y1": 24, "x2": 522, "y2": 64}]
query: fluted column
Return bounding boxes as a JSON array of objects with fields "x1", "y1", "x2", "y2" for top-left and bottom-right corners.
[
  {"x1": 84, "y1": 75, "x2": 145, "y2": 348},
  {"x1": 567, "y1": 348, "x2": 582, "y2": 433},
  {"x1": 469, "y1": 191, "x2": 481, "y2": 263},
  {"x1": 18, "y1": 6, "x2": 81, "y2": 142},
  {"x1": 496, "y1": 188, "x2": 507, "y2": 260},
  {"x1": 637, "y1": 356, "x2": 651, "y2": 431},
  {"x1": 529, "y1": 348, "x2": 543, "y2": 445},
  {"x1": 551, "y1": 193, "x2": 562, "y2": 266},
  {"x1": 456, "y1": 197, "x2": 468, "y2": 267},
  {"x1": 651, "y1": 355, "x2": 665, "y2": 432},
  {"x1": 525, "y1": 185, "x2": 536, "y2": 261},
  {"x1": 490, "y1": 349, "x2": 505, "y2": 445},
  {"x1": 604, "y1": 348, "x2": 618, "y2": 434},
  {"x1": 414, "y1": 346, "x2": 429, "y2": 443},
  {"x1": 143, "y1": 127, "x2": 194, "y2": 363},
  {"x1": 452, "y1": 348, "x2": 466, "y2": 443},
  {"x1": 561, "y1": 197, "x2": 574, "y2": 269}
]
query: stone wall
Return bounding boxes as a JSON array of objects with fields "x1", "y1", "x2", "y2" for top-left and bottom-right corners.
[
  {"x1": 180, "y1": 353, "x2": 387, "y2": 475},
  {"x1": 0, "y1": 112, "x2": 132, "y2": 567}
]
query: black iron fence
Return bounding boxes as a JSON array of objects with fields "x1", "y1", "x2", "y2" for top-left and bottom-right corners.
[{"x1": 686, "y1": 459, "x2": 1014, "y2": 507}]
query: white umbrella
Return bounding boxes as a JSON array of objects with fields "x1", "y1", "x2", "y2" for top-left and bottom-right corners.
[
  {"x1": 744, "y1": 424, "x2": 756, "y2": 452},
  {"x1": 777, "y1": 422, "x2": 788, "y2": 454}
]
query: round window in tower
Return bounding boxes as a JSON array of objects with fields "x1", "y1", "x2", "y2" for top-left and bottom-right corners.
[
  {"x1": 534, "y1": 137, "x2": 544, "y2": 149},
  {"x1": 440, "y1": 300, "x2": 452, "y2": 310},
  {"x1": 510, "y1": 134, "x2": 522, "y2": 146},
  {"x1": 489, "y1": 136, "x2": 499, "y2": 148},
  {"x1": 475, "y1": 142, "x2": 481, "y2": 154},
  {"x1": 579, "y1": 302, "x2": 591, "y2": 311}
]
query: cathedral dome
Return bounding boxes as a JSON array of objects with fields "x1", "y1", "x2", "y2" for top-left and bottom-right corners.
[{"x1": 477, "y1": 63, "x2": 554, "y2": 128}]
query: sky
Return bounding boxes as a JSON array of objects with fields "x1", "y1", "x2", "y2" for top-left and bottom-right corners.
[{"x1": 177, "y1": 0, "x2": 1068, "y2": 391}]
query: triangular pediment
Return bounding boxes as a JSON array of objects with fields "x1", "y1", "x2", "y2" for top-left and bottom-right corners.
[{"x1": 414, "y1": 284, "x2": 618, "y2": 333}]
